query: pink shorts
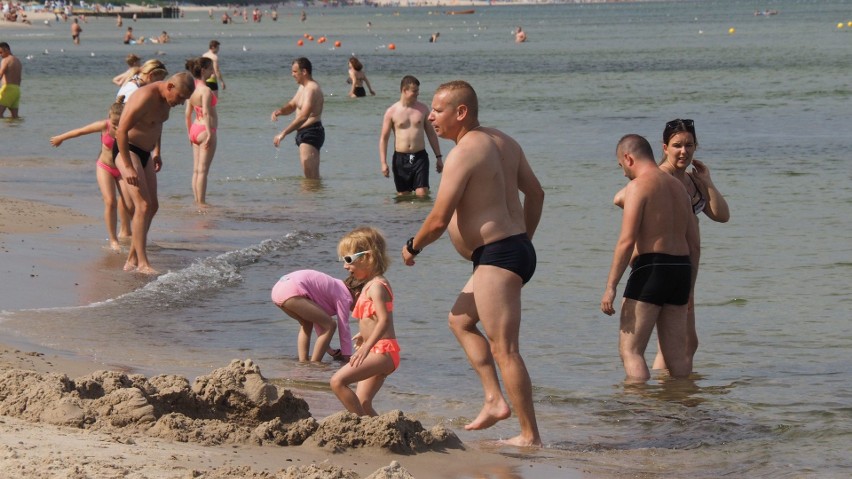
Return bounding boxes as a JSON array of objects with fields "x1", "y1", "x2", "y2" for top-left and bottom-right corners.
[{"x1": 271, "y1": 277, "x2": 308, "y2": 307}]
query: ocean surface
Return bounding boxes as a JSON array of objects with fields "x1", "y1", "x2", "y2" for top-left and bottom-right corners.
[{"x1": 2, "y1": 0, "x2": 851, "y2": 476}]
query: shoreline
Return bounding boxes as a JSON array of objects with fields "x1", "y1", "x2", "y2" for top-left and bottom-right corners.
[{"x1": 0, "y1": 192, "x2": 573, "y2": 478}]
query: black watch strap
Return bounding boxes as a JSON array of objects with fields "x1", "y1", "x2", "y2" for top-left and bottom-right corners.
[{"x1": 406, "y1": 237, "x2": 422, "y2": 256}]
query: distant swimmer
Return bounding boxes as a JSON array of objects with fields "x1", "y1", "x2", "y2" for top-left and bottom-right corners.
[
  {"x1": 347, "y1": 57, "x2": 375, "y2": 98},
  {"x1": 71, "y1": 18, "x2": 82, "y2": 45},
  {"x1": 123, "y1": 26, "x2": 135, "y2": 44},
  {"x1": 430, "y1": 32, "x2": 440, "y2": 43},
  {"x1": 515, "y1": 26, "x2": 526, "y2": 43}
]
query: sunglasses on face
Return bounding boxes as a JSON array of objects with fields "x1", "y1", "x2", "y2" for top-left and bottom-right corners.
[{"x1": 340, "y1": 250, "x2": 370, "y2": 264}]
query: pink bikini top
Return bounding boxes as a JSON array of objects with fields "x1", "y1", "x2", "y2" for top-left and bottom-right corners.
[
  {"x1": 101, "y1": 120, "x2": 115, "y2": 149},
  {"x1": 352, "y1": 279, "x2": 394, "y2": 320},
  {"x1": 193, "y1": 80, "x2": 218, "y2": 118}
]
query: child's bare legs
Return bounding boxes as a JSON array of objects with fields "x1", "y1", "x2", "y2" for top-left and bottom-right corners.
[
  {"x1": 280, "y1": 297, "x2": 336, "y2": 362},
  {"x1": 330, "y1": 353, "x2": 393, "y2": 416},
  {"x1": 96, "y1": 166, "x2": 121, "y2": 251}
]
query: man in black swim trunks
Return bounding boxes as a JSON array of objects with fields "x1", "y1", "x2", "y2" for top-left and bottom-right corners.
[
  {"x1": 379, "y1": 75, "x2": 443, "y2": 196},
  {"x1": 272, "y1": 57, "x2": 324, "y2": 179},
  {"x1": 116, "y1": 72, "x2": 194, "y2": 275},
  {"x1": 600, "y1": 134, "x2": 699, "y2": 382},
  {"x1": 401, "y1": 80, "x2": 543, "y2": 447}
]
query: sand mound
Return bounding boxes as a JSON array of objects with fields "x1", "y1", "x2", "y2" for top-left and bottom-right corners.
[
  {"x1": 0, "y1": 358, "x2": 461, "y2": 455},
  {"x1": 310, "y1": 410, "x2": 463, "y2": 453}
]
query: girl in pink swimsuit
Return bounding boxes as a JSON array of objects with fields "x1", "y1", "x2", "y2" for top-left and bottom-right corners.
[
  {"x1": 49, "y1": 96, "x2": 132, "y2": 251},
  {"x1": 185, "y1": 57, "x2": 219, "y2": 207},
  {"x1": 271, "y1": 269, "x2": 358, "y2": 363},
  {"x1": 330, "y1": 226, "x2": 401, "y2": 417}
]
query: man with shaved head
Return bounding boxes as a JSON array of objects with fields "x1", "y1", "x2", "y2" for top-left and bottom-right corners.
[
  {"x1": 116, "y1": 72, "x2": 194, "y2": 275},
  {"x1": 601, "y1": 134, "x2": 699, "y2": 382},
  {"x1": 402, "y1": 80, "x2": 543, "y2": 447}
]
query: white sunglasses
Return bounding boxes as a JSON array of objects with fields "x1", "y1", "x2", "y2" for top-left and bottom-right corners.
[{"x1": 340, "y1": 250, "x2": 370, "y2": 264}]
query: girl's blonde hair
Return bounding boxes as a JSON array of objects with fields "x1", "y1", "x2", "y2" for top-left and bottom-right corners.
[
  {"x1": 139, "y1": 59, "x2": 168, "y2": 82},
  {"x1": 108, "y1": 95, "x2": 126, "y2": 130},
  {"x1": 337, "y1": 226, "x2": 389, "y2": 276}
]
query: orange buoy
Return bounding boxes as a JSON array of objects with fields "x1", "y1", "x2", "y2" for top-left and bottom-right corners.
[
  {"x1": 297, "y1": 39, "x2": 304, "y2": 46},
  {"x1": 303, "y1": 33, "x2": 309, "y2": 38},
  {"x1": 318, "y1": 36, "x2": 326, "y2": 44},
  {"x1": 308, "y1": 35, "x2": 314, "y2": 41},
  {"x1": 334, "y1": 40, "x2": 341, "y2": 47},
  {"x1": 388, "y1": 43, "x2": 396, "y2": 50}
]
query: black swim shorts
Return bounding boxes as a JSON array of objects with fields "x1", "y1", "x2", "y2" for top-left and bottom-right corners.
[
  {"x1": 112, "y1": 142, "x2": 152, "y2": 169},
  {"x1": 623, "y1": 253, "x2": 691, "y2": 306},
  {"x1": 295, "y1": 122, "x2": 325, "y2": 149},
  {"x1": 392, "y1": 150, "x2": 430, "y2": 193},
  {"x1": 471, "y1": 233, "x2": 536, "y2": 284},
  {"x1": 353, "y1": 86, "x2": 366, "y2": 97}
]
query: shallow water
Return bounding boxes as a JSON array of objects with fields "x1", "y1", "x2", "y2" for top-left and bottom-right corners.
[{"x1": 2, "y1": 1, "x2": 851, "y2": 476}]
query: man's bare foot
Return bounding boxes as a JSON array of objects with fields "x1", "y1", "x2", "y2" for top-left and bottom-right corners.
[
  {"x1": 108, "y1": 240, "x2": 122, "y2": 252},
  {"x1": 118, "y1": 233, "x2": 132, "y2": 242},
  {"x1": 123, "y1": 260, "x2": 137, "y2": 271},
  {"x1": 135, "y1": 265, "x2": 159, "y2": 275},
  {"x1": 465, "y1": 401, "x2": 511, "y2": 430},
  {"x1": 497, "y1": 435, "x2": 542, "y2": 447}
]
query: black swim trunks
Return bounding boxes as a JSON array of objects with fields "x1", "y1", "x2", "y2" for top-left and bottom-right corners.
[
  {"x1": 353, "y1": 86, "x2": 366, "y2": 97},
  {"x1": 295, "y1": 122, "x2": 325, "y2": 149},
  {"x1": 112, "y1": 142, "x2": 152, "y2": 169},
  {"x1": 392, "y1": 150, "x2": 430, "y2": 193},
  {"x1": 471, "y1": 233, "x2": 536, "y2": 284},
  {"x1": 623, "y1": 253, "x2": 691, "y2": 306}
]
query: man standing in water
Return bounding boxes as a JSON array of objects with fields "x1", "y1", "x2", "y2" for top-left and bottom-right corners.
[
  {"x1": 202, "y1": 40, "x2": 225, "y2": 94},
  {"x1": 115, "y1": 72, "x2": 194, "y2": 275},
  {"x1": 272, "y1": 57, "x2": 324, "y2": 180},
  {"x1": 0, "y1": 42, "x2": 22, "y2": 119},
  {"x1": 71, "y1": 18, "x2": 82, "y2": 45},
  {"x1": 402, "y1": 80, "x2": 543, "y2": 447},
  {"x1": 600, "y1": 134, "x2": 699, "y2": 382},
  {"x1": 379, "y1": 75, "x2": 443, "y2": 196}
]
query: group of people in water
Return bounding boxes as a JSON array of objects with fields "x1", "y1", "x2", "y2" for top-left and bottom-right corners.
[
  {"x1": 4, "y1": 33, "x2": 731, "y2": 446},
  {"x1": 263, "y1": 58, "x2": 728, "y2": 446},
  {"x1": 44, "y1": 40, "x2": 224, "y2": 274}
]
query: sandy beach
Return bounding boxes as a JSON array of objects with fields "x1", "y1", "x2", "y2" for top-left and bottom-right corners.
[{"x1": 0, "y1": 194, "x2": 574, "y2": 478}]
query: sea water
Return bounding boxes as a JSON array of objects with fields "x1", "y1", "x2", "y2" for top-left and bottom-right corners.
[{"x1": 1, "y1": 1, "x2": 851, "y2": 476}]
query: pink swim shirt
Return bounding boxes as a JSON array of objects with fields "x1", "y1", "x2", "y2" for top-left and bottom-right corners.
[{"x1": 271, "y1": 269, "x2": 353, "y2": 356}]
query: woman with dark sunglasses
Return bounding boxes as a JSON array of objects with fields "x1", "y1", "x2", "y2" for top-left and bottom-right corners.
[
  {"x1": 653, "y1": 119, "x2": 729, "y2": 370},
  {"x1": 614, "y1": 119, "x2": 729, "y2": 372}
]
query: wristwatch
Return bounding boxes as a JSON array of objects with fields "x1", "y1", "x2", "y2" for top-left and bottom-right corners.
[{"x1": 406, "y1": 237, "x2": 422, "y2": 256}]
